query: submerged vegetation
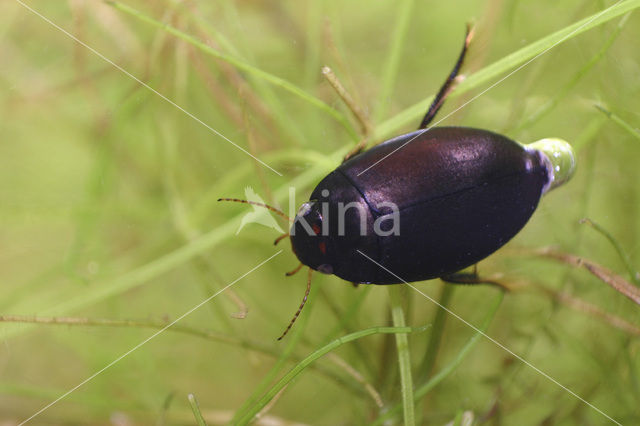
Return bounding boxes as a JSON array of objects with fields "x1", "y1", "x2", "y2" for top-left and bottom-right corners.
[{"x1": 1, "y1": 0, "x2": 639, "y2": 424}]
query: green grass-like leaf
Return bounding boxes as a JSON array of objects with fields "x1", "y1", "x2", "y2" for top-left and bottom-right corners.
[
  {"x1": 105, "y1": 0, "x2": 359, "y2": 141},
  {"x1": 374, "y1": 0, "x2": 640, "y2": 139},
  {"x1": 7, "y1": 2, "x2": 635, "y2": 340},
  {"x1": 581, "y1": 218, "x2": 640, "y2": 285},
  {"x1": 595, "y1": 103, "x2": 640, "y2": 141},
  {"x1": 389, "y1": 286, "x2": 415, "y2": 426},
  {"x1": 188, "y1": 394, "x2": 208, "y2": 426},
  {"x1": 238, "y1": 324, "x2": 426, "y2": 425},
  {"x1": 373, "y1": 292, "x2": 504, "y2": 425},
  {"x1": 373, "y1": 0, "x2": 415, "y2": 123},
  {"x1": 231, "y1": 277, "x2": 319, "y2": 423},
  {"x1": 4, "y1": 0, "x2": 640, "y2": 423}
]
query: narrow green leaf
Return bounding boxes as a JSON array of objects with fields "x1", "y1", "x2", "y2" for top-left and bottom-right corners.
[
  {"x1": 238, "y1": 325, "x2": 427, "y2": 425},
  {"x1": 595, "y1": 104, "x2": 640, "y2": 141},
  {"x1": 373, "y1": 292, "x2": 503, "y2": 425},
  {"x1": 374, "y1": 0, "x2": 415, "y2": 122},
  {"x1": 416, "y1": 284, "x2": 454, "y2": 383},
  {"x1": 231, "y1": 277, "x2": 319, "y2": 423},
  {"x1": 389, "y1": 286, "x2": 415, "y2": 426},
  {"x1": 105, "y1": 1, "x2": 358, "y2": 140},
  {"x1": 580, "y1": 218, "x2": 640, "y2": 285},
  {"x1": 188, "y1": 394, "x2": 208, "y2": 426},
  {"x1": 374, "y1": 0, "x2": 640, "y2": 139},
  {"x1": 516, "y1": 12, "x2": 630, "y2": 131}
]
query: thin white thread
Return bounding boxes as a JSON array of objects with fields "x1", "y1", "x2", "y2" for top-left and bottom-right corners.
[
  {"x1": 14, "y1": 0, "x2": 282, "y2": 176},
  {"x1": 356, "y1": 250, "x2": 621, "y2": 425},
  {"x1": 357, "y1": 0, "x2": 623, "y2": 176},
  {"x1": 18, "y1": 250, "x2": 283, "y2": 425}
]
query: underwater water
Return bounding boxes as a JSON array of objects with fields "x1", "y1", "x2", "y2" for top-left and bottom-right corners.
[{"x1": 1, "y1": 1, "x2": 639, "y2": 424}]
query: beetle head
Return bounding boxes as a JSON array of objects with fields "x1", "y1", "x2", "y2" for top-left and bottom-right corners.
[{"x1": 289, "y1": 201, "x2": 334, "y2": 275}]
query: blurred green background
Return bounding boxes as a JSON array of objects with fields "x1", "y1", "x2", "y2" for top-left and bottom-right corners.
[{"x1": 1, "y1": 0, "x2": 639, "y2": 424}]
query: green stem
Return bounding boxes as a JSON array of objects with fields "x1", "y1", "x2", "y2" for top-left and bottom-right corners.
[
  {"x1": 580, "y1": 218, "x2": 640, "y2": 285},
  {"x1": 238, "y1": 325, "x2": 426, "y2": 425},
  {"x1": 595, "y1": 104, "x2": 640, "y2": 142},
  {"x1": 373, "y1": 0, "x2": 640, "y2": 139},
  {"x1": 8, "y1": 0, "x2": 635, "y2": 343},
  {"x1": 105, "y1": 1, "x2": 358, "y2": 141},
  {"x1": 389, "y1": 286, "x2": 415, "y2": 426},
  {"x1": 231, "y1": 280, "x2": 319, "y2": 424},
  {"x1": 515, "y1": 12, "x2": 629, "y2": 131},
  {"x1": 321, "y1": 285, "x2": 377, "y2": 377},
  {"x1": 417, "y1": 284, "x2": 454, "y2": 383},
  {"x1": 0, "y1": 314, "x2": 368, "y2": 400},
  {"x1": 187, "y1": 394, "x2": 208, "y2": 426},
  {"x1": 373, "y1": 292, "x2": 503, "y2": 425},
  {"x1": 374, "y1": 0, "x2": 415, "y2": 122}
]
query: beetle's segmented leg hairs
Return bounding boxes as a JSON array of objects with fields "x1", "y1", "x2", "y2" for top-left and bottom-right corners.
[
  {"x1": 218, "y1": 198, "x2": 292, "y2": 222},
  {"x1": 285, "y1": 263, "x2": 304, "y2": 277},
  {"x1": 274, "y1": 232, "x2": 290, "y2": 246},
  {"x1": 418, "y1": 23, "x2": 475, "y2": 130},
  {"x1": 277, "y1": 268, "x2": 313, "y2": 340}
]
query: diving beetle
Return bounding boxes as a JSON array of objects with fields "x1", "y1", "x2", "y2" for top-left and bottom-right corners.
[{"x1": 221, "y1": 27, "x2": 576, "y2": 339}]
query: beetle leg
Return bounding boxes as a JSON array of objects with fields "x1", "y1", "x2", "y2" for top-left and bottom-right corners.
[
  {"x1": 418, "y1": 24, "x2": 474, "y2": 130},
  {"x1": 440, "y1": 271, "x2": 482, "y2": 285},
  {"x1": 273, "y1": 232, "x2": 290, "y2": 246},
  {"x1": 441, "y1": 265, "x2": 513, "y2": 291},
  {"x1": 285, "y1": 263, "x2": 304, "y2": 277},
  {"x1": 343, "y1": 137, "x2": 369, "y2": 162}
]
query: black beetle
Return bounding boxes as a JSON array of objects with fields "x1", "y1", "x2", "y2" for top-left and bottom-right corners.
[{"x1": 221, "y1": 27, "x2": 575, "y2": 339}]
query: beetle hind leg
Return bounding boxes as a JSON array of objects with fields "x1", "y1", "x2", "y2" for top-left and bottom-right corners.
[
  {"x1": 343, "y1": 25, "x2": 473, "y2": 161},
  {"x1": 418, "y1": 24, "x2": 474, "y2": 130},
  {"x1": 441, "y1": 271, "x2": 484, "y2": 285},
  {"x1": 441, "y1": 264, "x2": 513, "y2": 291}
]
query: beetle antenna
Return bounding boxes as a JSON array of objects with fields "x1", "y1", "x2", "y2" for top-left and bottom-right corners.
[
  {"x1": 274, "y1": 232, "x2": 290, "y2": 245},
  {"x1": 285, "y1": 263, "x2": 304, "y2": 277},
  {"x1": 418, "y1": 23, "x2": 475, "y2": 130},
  {"x1": 218, "y1": 198, "x2": 292, "y2": 222},
  {"x1": 277, "y1": 268, "x2": 313, "y2": 340}
]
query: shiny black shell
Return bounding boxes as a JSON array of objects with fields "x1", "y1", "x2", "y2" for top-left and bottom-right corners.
[{"x1": 290, "y1": 126, "x2": 550, "y2": 284}]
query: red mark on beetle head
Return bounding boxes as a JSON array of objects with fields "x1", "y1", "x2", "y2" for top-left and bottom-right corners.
[{"x1": 318, "y1": 241, "x2": 327, "y2": 255}]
